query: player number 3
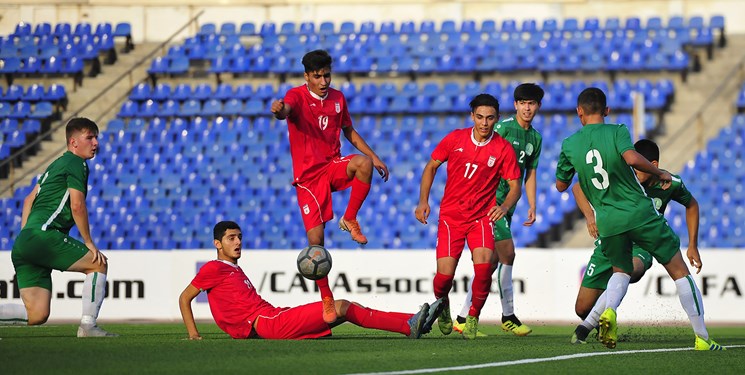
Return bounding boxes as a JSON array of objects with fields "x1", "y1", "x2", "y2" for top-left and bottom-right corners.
[{"x1": 585, "y1": 149, "x2": 609, "y2": 190}]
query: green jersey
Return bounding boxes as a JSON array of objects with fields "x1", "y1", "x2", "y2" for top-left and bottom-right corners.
[
  {"x1": 24, "y1": 151, "x2": 89, "y2": 234},
  {"x1": 494, "y1": 117, "x2": 542, "y2": 212},
  {"x1": 644, "y1": 171, "x2": 692, "y2": 212},
  {"x1": 555, "y1": 123, "x2": 658, "y2": 236}
]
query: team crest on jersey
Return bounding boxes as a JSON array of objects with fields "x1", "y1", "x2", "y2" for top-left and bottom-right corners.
[
  {"x1": 303, "y1": 204, "x2": 310, "y2": 215},
  {"x1": 526, "y1": 143, "x2": 534, "y2": 156},
  {"x1": 653, "y1": 197, "x2": 663, "y2": 210},
  {"x1": 335, "y1": 102, "x2": 340, "y2": 113},
  {"x1": 488, "y1": 156, "x2": 496, "y2": 167}
]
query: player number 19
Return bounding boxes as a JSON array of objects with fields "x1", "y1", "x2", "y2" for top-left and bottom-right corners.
[{"x1": 585, "y1": 149, "x2": 609, "y2": 190}]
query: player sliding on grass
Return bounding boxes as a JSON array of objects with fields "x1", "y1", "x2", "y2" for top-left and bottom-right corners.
[
  {"x1": 555, "y1": 88, "x2": 723, "y2": 350},
  {"x1": 179, "y1": 221, "x2": 445, "y2": 340},
  {"x1": 454, "y1": 83, "x2": 544, "y2": 337},
  {"x1": 570, "y1": 139, "x2": 708, "y2": 346},
  {"x1": 271, "y1": 49, "x2": 389, "y2": 324},
  {"x1": 0, "y1": 118, "x2": 116, "y2": 337},
  {"x1": 416, "y1": 94, "x2": 521, "y2": 339}
]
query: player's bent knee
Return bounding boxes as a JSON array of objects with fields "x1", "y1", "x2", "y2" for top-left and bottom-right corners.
[{"x1": 337, "y1": 300, "x2": 352, "y2": 316}]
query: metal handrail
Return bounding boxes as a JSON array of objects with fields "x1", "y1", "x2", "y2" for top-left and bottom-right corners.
[{"x1": 0, "y1": 10, "x2": 205, "y2": 196}]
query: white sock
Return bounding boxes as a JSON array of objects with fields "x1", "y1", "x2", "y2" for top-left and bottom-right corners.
[
  {"x1": 582, "y1": 291, "x2": 607, "y2": 330},
  {"x1": 0, "y1": 304, "x2": 28, "y2": 325},
  {"x1": 605, "y1": 272, "x2": 631, "y2": 310},
  {"x1": 498, "y1": 263, "x2": 515, "y2": 316},
  {"x1": 81, "y1": 272, "x2": 107, "y2": 326},
  {"x1": 458, "y1": 285, "x2": 473, "y2": 318},
  {"x1": 675, "y1": 275, "x2": 709, "y2": 340}
]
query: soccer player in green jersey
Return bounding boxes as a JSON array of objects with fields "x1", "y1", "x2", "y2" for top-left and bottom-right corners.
[
  {"x1": 555, "y1": 88, "x2": 722, "y2": 350},
  {"x1": 454, "y1": 84, "x2": 543, "y2": 337},
  {"x1": 0, "y1": 118, "x2": 116, "y2": 337},
  {"x1": 571, "y1": 139, "x2": 710, "y2": 347}
]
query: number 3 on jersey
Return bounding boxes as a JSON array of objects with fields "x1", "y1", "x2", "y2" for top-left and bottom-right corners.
[{"x1": 585, "y1": 149, "x2": 609, "y2": 190}]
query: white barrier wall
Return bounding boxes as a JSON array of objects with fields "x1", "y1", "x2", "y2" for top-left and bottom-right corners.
[{"x1": 1, "y1": 249, "x2": 743, "y2": 325}]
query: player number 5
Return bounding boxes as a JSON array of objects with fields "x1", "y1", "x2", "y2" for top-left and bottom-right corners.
[{"x1": 585, "y1": 149, "x2": 609, "y2": 190}]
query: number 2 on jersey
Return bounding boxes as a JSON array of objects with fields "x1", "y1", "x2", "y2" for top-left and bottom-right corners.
[{"x1": 585, "y1": 149, "x2": 609, "y2": 190}]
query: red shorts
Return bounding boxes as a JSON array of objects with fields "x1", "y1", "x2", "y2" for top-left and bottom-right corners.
[
  {"x1": 436, "y1": 215, "x2": 495, "y2": 259},
  {"x1": 254, "y1": 302, "x2": 332, "y2": 340},
  {"x1": 294, "y1": 155, "x2": 357, "y2": 231}
]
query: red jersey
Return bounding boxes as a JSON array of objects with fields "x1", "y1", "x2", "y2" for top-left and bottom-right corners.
[
  {"x1": 284, "y1": 84, "x2": 353, "y2": 183},
  {"x1": 190, "y1": 260, "x2": 277, "y2": 339},
  {"x1": 431, "y1": 128, "x2": 520, "y2": 222}
]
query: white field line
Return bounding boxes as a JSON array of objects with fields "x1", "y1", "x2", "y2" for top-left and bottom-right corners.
[{"x1": 345, "y1": 345, "x2": 745, "y2": 375}]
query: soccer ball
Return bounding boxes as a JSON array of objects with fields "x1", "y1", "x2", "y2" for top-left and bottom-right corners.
[{"x1": 296, "y1": 245, "x2": 332, "y2": 280}]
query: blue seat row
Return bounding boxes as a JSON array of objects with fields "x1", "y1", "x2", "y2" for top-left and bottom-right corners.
[
  {"x1": 0, "y1": 83, "x2": 67, "y2": 103},
  {"x1": 197, "y1": 16, "x2": 724, "y2": 37}
]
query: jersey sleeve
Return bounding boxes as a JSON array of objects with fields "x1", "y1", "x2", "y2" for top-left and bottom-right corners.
[
  {"x1": 615, "y1": 125, "x2": 635, "y2": 155},
  {"x1": 430, "y1": 132, "x2": 453, "y2": 163},
  {"x1": 671, "y1": 175, "x2": 693, "y2": 207},
  {"x1": 66, "y1": 160, "x2": 87, "y2": 193},
  {"x1": 499, "y1": 141, "x2": 521, "y2": 180},
  {"x1": 190, "y1": 262, "x2": 223, "y2": 292},
  {"x1": 555, "y1": 142, "x2": 575, "y2": 183},
  {"x1": 283, "y1": 88, "x2": 301, "y2": 121},
  {"x1": 340, "y1": 93, "x2": 353, "y2": 129},
  {"x1": 528, "y1": 135, "x2": 542, "y2": 170}
]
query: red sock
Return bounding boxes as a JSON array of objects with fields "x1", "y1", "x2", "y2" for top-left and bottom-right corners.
[
  {"x1": 433, "y1": 272, "x2": 454, "y2": 300},
  {"x1": 345, "y1": 303, "x2": 410, "y2": 335},
  {"x1": 343, "y1": 178, "x2": 371, "y2": 220},
  {"x1": 315, "y1": 276, "x2": 333, "y2": 300},
  {"x1": 469, "y1": 263, "x2": 492, "y2": 317}
]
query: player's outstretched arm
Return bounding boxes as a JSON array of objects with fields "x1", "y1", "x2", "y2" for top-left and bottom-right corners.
[
  {"x1": 490, "y1": 178, "x2": 521, "y2": 222},
  {"x1": 342, "y1": 126, "x2": 389, "y2": 181},
  {"x1": 622, "y1": 150, "x2": 672, "y2": 189},
  {"x1": 179, "y1": 284, "x2": 203, "y2": 340},
  {"x1": 572, "y1": 183, "x2": 598, "y2": 239},
  {"x1": 684, "y1": 196, "x2": 702, "y2": 273},
  {"x1": 523, "y1": 168, "x2": 537, "y2": 226},
  {"x1": 415, "y1": 159, "x2": 440, "y2": 224},
  {"x1": 20, "y1": 184, "x2": 39, "y2": 228},
  {"x1": 270, "y1": 99, "x2": 292, "y2": 120}
]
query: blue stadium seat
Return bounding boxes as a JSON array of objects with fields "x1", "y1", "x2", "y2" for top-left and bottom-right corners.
[{"x1": 29, "y1": 101, "x2": 53, "y2": 119}]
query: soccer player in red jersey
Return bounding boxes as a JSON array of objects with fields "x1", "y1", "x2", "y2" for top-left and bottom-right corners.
[
  {"x1": 415, "y1": 94, "x2": 522, "y2": 339},
  {"x1": 270, "y1": 50, "x2": 389, "y2": 323},
  {"x1": 179, "y1": 221, "x2": 442, "y2": 340}
]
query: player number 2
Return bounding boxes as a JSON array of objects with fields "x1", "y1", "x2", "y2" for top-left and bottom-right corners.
[
  {"x1": 464, "y1": 163, "x2": 478, "y2": 179},
  {"x1": 585, "y1": 149, "x2": 609, "y2": 190}
]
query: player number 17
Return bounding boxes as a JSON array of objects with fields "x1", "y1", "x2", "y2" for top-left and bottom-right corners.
[{"x1": 464, "y1": 163, "x2": 478, "y2": 179}]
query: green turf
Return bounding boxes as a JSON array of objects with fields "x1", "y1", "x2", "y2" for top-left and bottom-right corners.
[{"x1": 2, "y1": 323, "x2": 743, "y2": 374}]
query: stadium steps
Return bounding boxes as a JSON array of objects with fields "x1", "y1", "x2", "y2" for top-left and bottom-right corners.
[
  {"x1": 0, "y1": 42, "x2": 161, "y2": 198},
  {"x1": 559, "y1": 34, "x2": 745, "y2": 249}
]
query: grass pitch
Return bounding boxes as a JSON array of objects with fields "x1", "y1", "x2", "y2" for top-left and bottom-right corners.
[{"x1": 2, "y1": 323, "x2": 743, "y2": 374}]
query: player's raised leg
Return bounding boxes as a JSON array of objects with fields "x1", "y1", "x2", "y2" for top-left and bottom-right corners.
[{"x1": 339, "y1": 155, "x2": 374, "y2": 245}]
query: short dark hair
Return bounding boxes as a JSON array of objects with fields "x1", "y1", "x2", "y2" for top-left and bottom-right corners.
[
  {"x1": 577, "y1": 87, "x2": 607, "y2": 115},
  {"x1": 214, "y1": 221, "x2": 241, "y2": 241},
  {"x1": 65, "y1": 117, "x2": 98, "y2": 142},
  {"x1": 513, "y1": 83, "x2": 544, "y2": 103},
  {"x1": 634, "y1": 139, "x2": 660, "y2": 163},
  {"x1": 469, "y1": 93, "x2": 499, "y2": 113},
  {"x1": 302, "y1": 49, "x2": 332, "y2": 73}
]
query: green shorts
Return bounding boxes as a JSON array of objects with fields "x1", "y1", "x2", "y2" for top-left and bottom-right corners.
[
  {"x1": 493, "y1": 215, "x2": 513, "y2": 241},
  {"x1": 11, "y1": 228, "x2": 89, "y2": 290},
  {"x1": 581, "y1": 243, "x2": 654, "y2": 289},
  {"x1": 599, "y1": 215, "x2": 680, "y2": 274}
]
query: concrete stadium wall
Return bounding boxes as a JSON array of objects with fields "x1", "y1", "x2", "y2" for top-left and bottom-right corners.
[{"x1": 0, "y1": 1, "x2": 743, "y2": 43}]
